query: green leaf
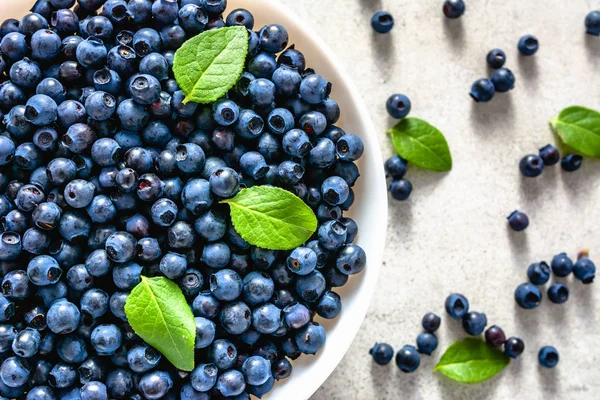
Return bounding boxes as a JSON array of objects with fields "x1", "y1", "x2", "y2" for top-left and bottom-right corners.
[
  {"x1": 388, "y1": 118, "x2": 452, "y2": 171},
  {"x1": 173, "y1": 26, "x2": 249, "y2": 104},
  {"x1": 124, "y1": 276, "x2": 196, "y2": 371},
  {"x1": 222, "y1": 186, "x2": 318, "y2": 250},
  {"x1": 550, "y1": 106, "x2": 600, "y2": 158},
  {"x1": 434, "y1": 338, "x2": 510, "y2": 384}
]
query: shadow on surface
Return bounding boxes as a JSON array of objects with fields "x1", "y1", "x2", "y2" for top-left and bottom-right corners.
[{"x1": 442, "y1": 18, "x2": 465, "y2": 51}]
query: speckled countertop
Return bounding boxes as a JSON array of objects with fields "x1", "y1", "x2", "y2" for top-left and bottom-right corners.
[{"x1": 277, "y1": 0, "x2": 600, "y2": 399}]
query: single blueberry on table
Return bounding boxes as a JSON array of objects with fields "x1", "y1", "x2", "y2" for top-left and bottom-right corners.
[
  {"x1": 396, "y1": 345, "x2": 420, "y2": 373},
  {"x1": 443, "y1": 0, "x2": 466, "y2": 18},
  {"x1": 573, "y1": 257, "x2": 595, "y2": 284},
  {"x1": 527, "y1": 261, "x2": 551, "y2": 285},
  {"x1": 462, "y1": 311, "x2": 487, "y2": 336},
  {"x1": 504, "y1": 337, "x2": 525, "y2": 358},
  {"x1": 422, "y1": 312, "x2": 442, "y2": 333},
  {"x1": 538, "y1": 346, "x2": 559, "y2": 368},
  {"x1": 371, "y1": 11, "x2": 394, "y2": 34},
  {"x1": 514, "y1": 282, "x2": 542, "y2": 309},
  {"x1": 470, "y1": 78, "x2": 495, "y2": 103},
  {"x1": 539, "y1": 144, "x2": 560, "y2": 166},
  {"x1": 369, "y1": 343, "x2": 394, "y2": 365},
  {"x1": 385, "y1": 155, "x2": 408, "y2": 179},
  {"x1": 561, "y1": 154, "x2": 583, "y2": 172},
  {"x1": 518, "y1": 34, "x2": 539, "y2": 56},
  {"x1": 586, "y1": 10, "x2": 600, "y2": 36},
  {"x1": 445, "y1": 293, "x2": 469, "y2": 319},
  {"x1": 551, "y1": 252, "x2": 574, "y2": 277},
  {"x1": 386, "y1": 93, "x2": 411, "y2": 119},
  {"x1": 485, "y1": 325, "x2": 507, "y2": 347},
  {"x1": 416, "y1": 332, "x2": 438, "y2": 355},
  {"x1": 507, "y1": 210, "x2": 529, "y2": 232},
  {"x1": 519, "y1": 154, "x2": 544, "y2": 177},
  {"x1": 547, "y1": 282, "x2": 569, "y2": 304},
  {"x1": 486, "y1": 48, "x2": 506, "y2": 69}
]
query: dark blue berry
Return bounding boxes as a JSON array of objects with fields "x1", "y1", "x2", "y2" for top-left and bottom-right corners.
[{"x1": 507, "y1": 210, "x2": 529, "y2": 232}]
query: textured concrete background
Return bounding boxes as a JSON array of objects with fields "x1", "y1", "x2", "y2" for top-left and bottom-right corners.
[{"x1": 277, "y1": 0, "x2": 600, "y2": 399}]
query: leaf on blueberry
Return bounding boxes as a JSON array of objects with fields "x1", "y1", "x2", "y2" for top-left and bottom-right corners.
[
  {"x1": 388, "y1": 118, "x2": 452, "y2": 172},
  {"x1": 434, "y1": 338, "x2": 510, "y2": 384},
  {"x1": 222, "y1": 186, "x2": 318, "y2": 250},
  {"x1": 124, "y1": 276, "x2": 196, "y2": 371},
  {"x1": 550, "y1": 106, "x2": 600, "y2": 158},
  {"x1": 173, "y1": 26, "x2": 249, "y2": 104}
]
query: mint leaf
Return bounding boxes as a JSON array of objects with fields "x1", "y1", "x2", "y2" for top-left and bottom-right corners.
[
  {"x1": 173, "y1": 26, "x2": 249, "y2": 104},
  {"x1": 124, "y1": 276, "x2": 196, "y2": 371},
  {"x1": 388, "y1": 118, "x2": 452, "y2": 171},
  {"x1": 222, "y1": 186, "x2": 318, "y2": 250},
  {"x1": 550, "y1": 106, "x2": 600, "y2": 158},
  {"x1": 434, "y1": 338, "x2": 510, "y2": 383}
]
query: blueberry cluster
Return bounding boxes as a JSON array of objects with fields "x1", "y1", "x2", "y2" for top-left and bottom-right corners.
[
  {"x1": 515, "y1": 252, "x2": 595, "y2": 309},
  {"x1": 445, "y1": 293, "x2": 526, "y2": 359},
  {"x1": 0, "y1": 1, "x2": 366, "y2": 398},
  {"x1": 369, "y1": 312, "x2": 440, "y2": 373},
  {"x1": 384, "y1": 155, "x2": 412, "y2": 202},
  {"x1": 519, "y1": 144, "x2": 583, "y2": 177},
  {"x1": 470, "y1": 47, "x2": 517, "y2": 103}
]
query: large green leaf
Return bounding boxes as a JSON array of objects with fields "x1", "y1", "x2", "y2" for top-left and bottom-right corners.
[{"x1": 550, "y1": 106, "x2": 600, "y2": 158}]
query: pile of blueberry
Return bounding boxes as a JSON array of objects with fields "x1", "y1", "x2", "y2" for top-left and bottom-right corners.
[
  {"x1": 0, "y1": 1, "x2": 367, "y2": 399},
  {"x1": 519, "y1": 143, "x2": 583, "y2": 177},
  {"x1": 515, "y1": 252, "x2": 595, "y2": 310}
]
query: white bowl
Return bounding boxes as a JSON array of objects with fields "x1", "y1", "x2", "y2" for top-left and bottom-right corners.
[{"x1": 2, "y1": 1, "x2": 388, "y2": 398}]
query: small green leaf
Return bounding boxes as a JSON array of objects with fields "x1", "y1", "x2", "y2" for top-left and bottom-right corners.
[
  {"x1": 173, "y1": 26, "x2": 249, "y2": 104},
  {"x1": 124, "y1": 276, "x2": 196, "y2": 371},
  {"x1": 550, "y1": 106, "x2": 600, "y2": 158},
  {"x1": 388, "y1": 118, "x2": 452, "y2": 171},
  {"x1": 222, "y1": 186, "x2": 318, "y2": 250},
  {"x1": 434, "y1": 338, "x2": 510, "y2": 384}
]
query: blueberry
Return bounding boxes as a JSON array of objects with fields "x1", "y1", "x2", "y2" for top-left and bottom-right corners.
[
  {"x1": 208, "y1": 339, "x2": 237, "y2": 370},
  {"x1": 504, "y1": 336, "x2": 525, "y2": 358},
  {"x1": 445, "y1": 293, "x2": 469, "y2": 319},
  {"x1": 138, "y1": 371, "x2": 173, "y2": 400},
  {"x1": 27, "y1": 255, "x2": 62, "y2": 286},
  {"x1": 295, "y1": 322, "x2": 326, "y2": 355},
  {"x1": 24, "y1": 94, "x2": 57, "y2": 126},
  {"x1": 300, "y1": 74, "x2": 330, "y2": 105},
  {"x1": 518, "y1": 34, "x2": 539, "y2": 56},
  {"x1": 519, "y1": 153, "x2": 544, "y2": 177},
  {"x1": 485, "y1": 325, "x2": 506, "y2": 347},
  {"x1": 286, "y1": 247, "x2": 317, "y2": 276},
  {"x1": 550, "y1": 253, "x2": 573, "y2": 277},
  {"x1": 47, "y1": 299, "x2": 80, "y2": 334},
  {"x1": 486, "y1": 49, "x2": 506, "y2": 69},
  {"x1": 259, "y1": 24, "x2": 288, "y2": 53},
  {"x1": 242, "y1": 271, "x2": 274, "y2": 306},
  {"x1": 295, "y1": 271, "x2": 326, "y2": 302},
  {"x1": 1, "y1": 356, "x2": 31, "y2": 387},
  {"x1": 272, "y1": 65, "x2": 301, "y2": 97},
  {"x1": 316, "y1": 290, "x2": 341, "y2": 319},
  {"x1": 586, "y1": 10, "x2": 600, "y2": 36},
  {"x1": 422, "y1": 312, "x2": 441, "y2": 333},
  {"x1": 369, "y1": 343, "x2": 394, "y2": 365},
  {"x1": 190, "y1": 363, "x2": 218, "y2": 392},
  {"x1": 395, "y1": 345, "x2": 420, "y2": 373},
  {"x1": 443, "y1": 0, "x2": 465, "y2": 18},
  {"x1": 561, "y1": 154, "x2": 583, "y2": 172},
  {"x1": 389, "y1": 179, "x2": 413, "y2": 201},
  {"x1": 176, "y1": 143, "x2": 206, "y2": 174},
  {"x1": 282, "y1": 129, "x2": 312, "y2": 157},
  {"x1": 573, "y1": 257, "x2": 595, "y2": 284},
  {"x1": 336, "y1": 134, "x2": 364, "y2": 161},
  {"x1": 538, "y1": 144, "x2": 560, "y2": 166},
  {"x1": 416, "y1": 332, "x2": 438, "y2": 355},
  {"x1": 527, "y1": 261, "x2": 551, "y2": 285},
  {"x1": 386, "y1": 94, "x2": 411, "y2": 119},
  {"x1": 371, "y1": 11, "x2": 394, "y2": 33},
  {"x1": 470, "y1": 78, "x2": 496, "y2": 102},
  {"x1": 57, "y1": 335, "x2": 87, "y2": 364},
  {"x1": 202, "y1": 242, "x2": 231, "y2": 269},
  {"x1": 252, "y1": 303, "x2": 281, "y2": 334},
  {"x1": 547, "y1": 282, "x2": 569, "y2": 304},
  {"x1": 242, "y1": 356, "x2": 271, "y2": 386},
  {"x1": 318, "y1": 220, "x2": 347, "y2": 251},
  {"x1": 538, "y1": 346, "x2": 559, "y2": 368},
  {"x1": 226, "y1": 8, "x2": 254, "y2": 29},
  {"x1": 507, "y1": 210, "x2": 529, "y2": 232},
  {"x1": 2, "y1": 270, "x2": 30, "y2": 299},
  {"x1": 267, "y1": 108, "x2": 295, "y2": 135},
  {"x1": 240, "y1": 151, "x2": 269, "y2": 179},
  {"x1": 210, "y1": 269, "x2": 242, "y2": 301},
  {"x1": 127, "y1": 345, "x2": 161, "y2": 373},
  {"x1": 514, "y1": 282, "x2": 542, "y2": 309},
  {"x1": 1, "y1": 231, "x2": 24, "y2": 260},
  {"x1": 216, "y1": 370, "x2": 246, "y2": 398},
  {"x1": 462, "y1": 311, "x2": 487, "y2": 335},
  {"x1": 384, "y1": 155, "x2": 408, "y2": 179},
  {"x1": 210, "y1": 168, "x2": 240, "y2": 198},
  {"x1": 490, "y1": 68, "x2": 515, "y2": 92},
  {"x1": 336, "y1": 244, "x2": 366, "y2": 275},
  {"x1": 11, "y1": 328, "x2": 41, "y2": 358}
]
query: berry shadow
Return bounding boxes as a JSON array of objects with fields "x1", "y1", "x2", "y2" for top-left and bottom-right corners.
[
  {"x1": 513, "y1": 303, "x2": 541, "y2": 334},
  {"x1": 584, "y1": 35, "x2": 600, "y2": 64},
  {"x1": 358, "y1": 0, "x2": 383, "y2": 13},
  {"x1": 442, "y1": 18, "x2": 465, "y2": 52},
  {"x1": 506, "y1": 229, "x2": 530, "y2": 263},
  {"x1": 558, "y1": 159, "x2": 600, "y2": 202},
  {"x1": 538, "y1": 364, "x2": 560, "y2": 394},
  {"x1": 468, "y1": 94, "x2": 515, "y2": 133},
  {"x1": 435, "y1": 369, "x2": 502, "y2": 400},
  {"x1": 371, "y1": 32, "x2": 396, "y2": 80},
  {"x1": 517, "y1": 55, "x2": 539, "y2": 87}
]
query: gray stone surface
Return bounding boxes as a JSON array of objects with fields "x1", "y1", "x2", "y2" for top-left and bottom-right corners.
[{"x1": 277, "y1": 0, "x2": 600, "y2": 399}]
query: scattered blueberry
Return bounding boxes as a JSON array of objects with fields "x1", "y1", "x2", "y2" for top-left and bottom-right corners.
[
  {"x1": 514, "y1": 282, "x2": 542, "y2": 309},
  {"x1": 485, "y1": 325, "x2": 507, "y2": 347},
  {"x1": 561, "y1": 154, "x2": 583, "y2": 172},
  {"x1": 585, "y1": 11, "x2": 600, "y2": 36},
  {"x1": 421, "y1": 312, "x2": 441, "y2": 333},
  {"x1": 388, "y1": 179, "x2": 413, "y2": 201},
  {"x1": 551, "y1": 252, "x2": 574, "y2": 277},
  {"x1": 371, "y1": 11, "x2": 394, "y2": 34},
  {"x1": 386, "y1": 94, "x2": 411, "y2": 119},
  {"x1": 507, "y1": 210, "x2": 529, "y2": 232},
  {"x1": 462, "y1": 312, "x2": 487, "y2": 336},
  {"x1": 573, "y1": 257, "x2": 595, "y2": 284},
  {"x1": 486, "y1": 49, "x2": 506, "y2": 69},
  {"x1": 527, "y1": 261, "x2": 551, "y2": 285},
  {"x1": 416, "y1": 333, "x2": 438, "y2": 355},
  {"x1": 369, "y1": 343, "x2": 394, "y2": 365},
  {"x1": 518, "y1": 34, "x2": 539, "y2": 56},
  {"x1": 547, "y1": 282, "x2": 569, "y2": 304},
  {"x1": 470, "y1": 79, "x2": 496, "y2": 103},
  {"x1": 443, "y1": 0, "x2": 466, "y2": 19},
  {"x1": 519, "y1": 154, "x2": 544, "y2": 177},
  {"x1": 538, "y1": 346, "x2": 559, "y2": 368},
  {"x1": 395, "y1": 345, "x2": 421, "y2": 373},
  {"x1": 504, "y1": 337, "x2": 525, "y2": 358},
  {"x1": 445, "y1": 293, "x2": 469, "y2": 319},
  {"x1": 538, "y1": 144, "x2": 560, "y2": 166},
  {"x1": 490, "y1": 68, "x2": 515, "y2": 92}
]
